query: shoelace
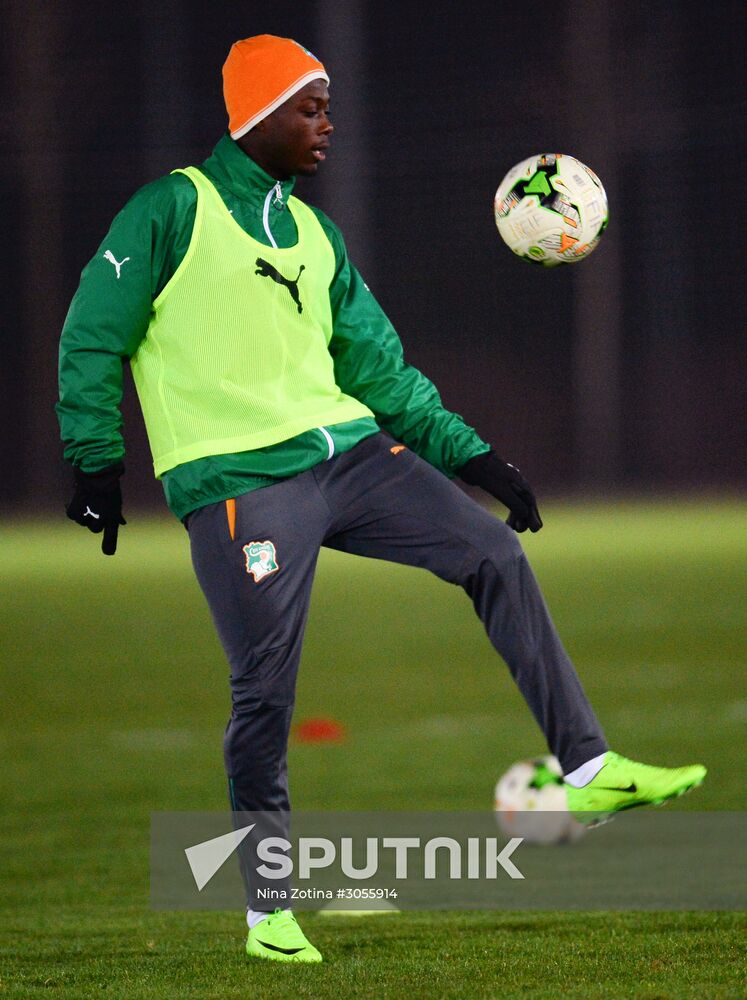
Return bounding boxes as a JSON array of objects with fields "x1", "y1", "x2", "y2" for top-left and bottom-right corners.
[{"x1": 263, "y1": 909, "x2": 306, "y2": 945}]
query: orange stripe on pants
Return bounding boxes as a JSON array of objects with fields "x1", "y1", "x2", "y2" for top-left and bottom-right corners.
[{"x1": 225, "y1": 498, "x2": 236, "y2": 541}]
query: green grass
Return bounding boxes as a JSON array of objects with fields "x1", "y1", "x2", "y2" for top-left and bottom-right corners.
[
  {"x1": 4, "y1": 911, "x2": 745, "y2": 999},
  {"x1": 1, "y1": 499, "x2": 746, "y2": 998}
]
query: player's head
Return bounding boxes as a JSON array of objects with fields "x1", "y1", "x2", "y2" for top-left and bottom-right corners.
[{"x1": 223, "y1": 35, "x2": 332, "y2": 180}]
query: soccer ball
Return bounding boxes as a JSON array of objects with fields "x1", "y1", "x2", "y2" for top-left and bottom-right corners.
[
  {"x1": 493, "y1": 153, "x2": 608, "y2": 266},
  {"x1": 494, "y1": 755, "x2": 585, "y2": 845}
]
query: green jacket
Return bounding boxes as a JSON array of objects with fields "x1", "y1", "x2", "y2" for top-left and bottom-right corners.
[{"x1": 57, "y1": 134, "x2": 489, "y2": 519}]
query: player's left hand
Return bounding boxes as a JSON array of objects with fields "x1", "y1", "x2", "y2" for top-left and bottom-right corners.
[{"x1": 457, "y1": 449, "x2": 543, "y2": 533}]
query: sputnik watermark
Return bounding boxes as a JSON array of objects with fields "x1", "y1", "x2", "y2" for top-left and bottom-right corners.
[
  {"x1": 151, "y1": 811, "x2": 747, "y2": 910},
  {"x1": 184, "y1": 823, "x2": 257, "y2": 891},
  {"x1": 184, "y1": 824, "x2": 524, "y2": 891}
]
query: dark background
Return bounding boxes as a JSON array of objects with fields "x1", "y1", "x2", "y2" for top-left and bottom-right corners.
[{"x1": 2, "y1": 0, "x2": 745, "y2": 511}]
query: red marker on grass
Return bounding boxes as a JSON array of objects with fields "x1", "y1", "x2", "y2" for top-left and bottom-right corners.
[{"x1": 294, "y1": 717, "x2": 347, "y2": 743}]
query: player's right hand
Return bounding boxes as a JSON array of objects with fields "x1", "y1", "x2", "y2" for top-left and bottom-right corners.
[{"x1": 66, "y1": 461, "x2": 126, "y2": 555}]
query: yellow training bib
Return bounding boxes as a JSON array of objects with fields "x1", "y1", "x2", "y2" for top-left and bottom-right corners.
[{"x1": 131, "y1": 166, "x2": 372, "y2": 477}]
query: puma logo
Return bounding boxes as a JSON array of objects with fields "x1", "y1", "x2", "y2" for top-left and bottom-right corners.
[
  {"x1": 255, "y1": 258, "x2": 305, "y2": 314},
  {"x1": 103, "y1": 249, "x2": 130, "y2": 279}
]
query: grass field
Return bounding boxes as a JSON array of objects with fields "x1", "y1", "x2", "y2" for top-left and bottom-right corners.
[{"x1": 1, "y1": 499, "x2": 745, "y2": 998}]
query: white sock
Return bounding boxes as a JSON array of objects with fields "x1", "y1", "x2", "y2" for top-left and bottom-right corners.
[
  {"x1": 564, "y1": 752, "x2": 608, "y2": 788},
  {"x1": 247, "y1": 907, "x2": 290, "y2": 929},
  {"x1": 247, "y1": 908, "x2": 270, "y2": 929}
]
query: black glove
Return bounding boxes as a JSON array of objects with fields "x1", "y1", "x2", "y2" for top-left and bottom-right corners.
[
  {"x1": 66, "y1": 461, "x2": 126, "y2": 555},
  {"x1": 458, "y1": 449, "x2": 543, "y2": 533}
]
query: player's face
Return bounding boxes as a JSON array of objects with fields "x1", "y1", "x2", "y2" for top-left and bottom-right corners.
[{"x1": 239, "y1": 79, "x2": 333, "y2": 180}]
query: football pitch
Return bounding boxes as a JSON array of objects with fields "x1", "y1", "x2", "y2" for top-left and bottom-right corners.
[{"x1": 1, "y1": 499, "x2": 745, "y2": 998}]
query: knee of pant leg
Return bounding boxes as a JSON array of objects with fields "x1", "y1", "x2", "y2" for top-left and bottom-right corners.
[
  {"x1": 462, "y1": 516, "x2": 523, "y2": 579},
  {"x1": 493, "y1": 517, "x2": 524, "y2": 562},
  {"x1": 230, "y1": 643, "x2": 296, "y2": 710},
  {"x1": 257, "y1": 643, "x2": 297, "y2": 707},
  {"x1": 230, "y1": 671, "x2": 263, "y2": 715}
]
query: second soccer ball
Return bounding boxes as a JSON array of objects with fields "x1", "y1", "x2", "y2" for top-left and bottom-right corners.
[{"x1": 494, "y1": 755, "x2": 586, "y2": 845}]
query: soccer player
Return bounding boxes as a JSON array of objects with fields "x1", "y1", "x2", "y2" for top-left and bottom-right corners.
[{"x1": 57, "y1": 35, "x2": 706, "y2": 963}]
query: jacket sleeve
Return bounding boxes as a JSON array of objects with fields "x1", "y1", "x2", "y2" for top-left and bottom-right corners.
[
  {"x1": 56, "y1": 175, "x2": 196, "y2": 471},
  {"x1": 321, "y1": 217, "x2": 490, "y2": 476}
]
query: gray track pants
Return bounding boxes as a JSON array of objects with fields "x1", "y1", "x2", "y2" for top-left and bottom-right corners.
[{"x1": 187, "y1": 433, "x2": 607, "y2": 906}]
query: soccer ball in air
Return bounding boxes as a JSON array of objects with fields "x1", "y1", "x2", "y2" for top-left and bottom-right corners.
[
  {"x1": 494, "y1": 153, "x2": 608, "y2": 266},
  {"x1": 494, "y1": 755, "x2": 585, "y2": 845}
]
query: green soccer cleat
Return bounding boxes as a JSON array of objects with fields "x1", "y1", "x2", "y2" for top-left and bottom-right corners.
[
  {"x1": 565, "y1": 751, "x2": 707, "y2": 826},
  {"x1": 246, "y1": 909, "x2": 323, "y2": 963}
]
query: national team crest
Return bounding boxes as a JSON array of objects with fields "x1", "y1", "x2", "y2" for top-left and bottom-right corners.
[{"x1": 243, "y1": 540, "x2": 280, "y2": 583}]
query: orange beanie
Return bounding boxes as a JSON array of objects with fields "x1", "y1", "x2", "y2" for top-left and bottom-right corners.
[{"x1": 223, "y1": 35, "x2": 329, "y2": 140}]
